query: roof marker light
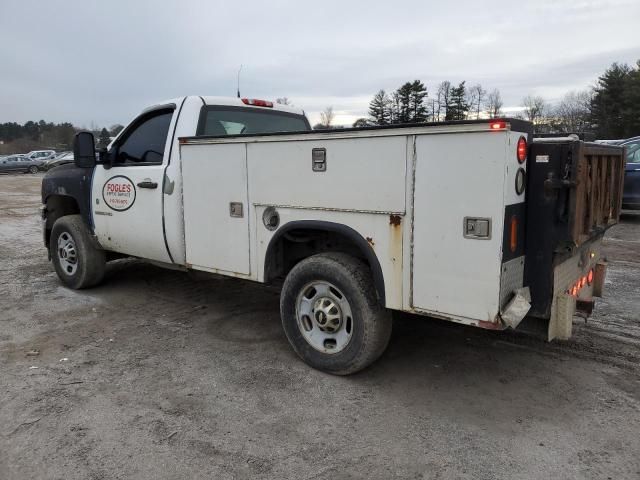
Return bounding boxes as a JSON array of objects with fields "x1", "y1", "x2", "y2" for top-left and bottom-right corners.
[
  {"x1": 490, "y1": 120, "x2": 506, "y2": 130},
  {"x1": 241, "y1": 98, "x2": 273, "y2": 108}
]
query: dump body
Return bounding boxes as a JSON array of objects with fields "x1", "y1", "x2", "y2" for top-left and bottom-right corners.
[{"x1": 525, "y1": 139, "x2": 625, "y2": 338}]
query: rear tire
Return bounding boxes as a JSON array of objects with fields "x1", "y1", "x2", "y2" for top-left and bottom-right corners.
[
  {"x1": 50, "y1": 215, "x2": 106, "y2": 289},
  {"x1": 28, "y1": 165, "x2": 38, "y2": 174},
  {"x1": 280, "y1": 252, "x2": 392, "y2": 375}
]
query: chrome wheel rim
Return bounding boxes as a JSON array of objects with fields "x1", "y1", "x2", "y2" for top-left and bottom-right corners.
[
  {"x1": 57, "y1": 232, "x2": 78, "y2": 276},
  {"x1": 295, "y1": 281, "x2": 353, "y2": 354},
  {"x1": 29, "y1": 166, "x2": 38, "y2": 174}
]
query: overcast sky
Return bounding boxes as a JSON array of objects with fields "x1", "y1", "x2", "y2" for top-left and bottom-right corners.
[{"x1": 1, "y1": 0, "x2": 638, "y2": 127}]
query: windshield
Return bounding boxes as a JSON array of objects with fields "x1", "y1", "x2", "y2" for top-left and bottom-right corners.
[{"x1": 197, "y1": 106, "x2": 310, "y2": 137}]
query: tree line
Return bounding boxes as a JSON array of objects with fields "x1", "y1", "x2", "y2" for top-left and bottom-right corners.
[
  {"x1": 514, "y1": 61, "x2": 639, "y2": 138},
  {"x1": 2, "y1": 59, "x2": 638, "y2": 151},
  {"x1": 0, "y1": 121, "x2": 124, "y2": 155},
  {"x1": 319, "y1": 59, "x2": 638, "y2": 139},
  {"x1": 360, "y1": 80, "x2": 503, "y2": 127}
]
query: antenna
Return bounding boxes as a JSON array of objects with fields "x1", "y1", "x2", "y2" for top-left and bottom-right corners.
[{"x1": 236, "y1": 64, "x2": 243, "y2": 98}]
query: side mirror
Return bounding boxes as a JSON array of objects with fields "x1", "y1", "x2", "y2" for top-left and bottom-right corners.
[{"x1": 73, "y1": 132, "x2": 97, "y2": 168}]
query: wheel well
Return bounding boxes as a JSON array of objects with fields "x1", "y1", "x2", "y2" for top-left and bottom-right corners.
[
  {"x1": 264, "y1": 222, "x2": 386, "y2": 304},
  {"x1": 44, "y1": 195, "x2": 80, "y2": 247}
]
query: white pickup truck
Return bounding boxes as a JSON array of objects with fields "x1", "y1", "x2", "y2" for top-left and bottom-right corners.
[{"x1": 41, "y1": 96, "x2": 626, "y2": 374}]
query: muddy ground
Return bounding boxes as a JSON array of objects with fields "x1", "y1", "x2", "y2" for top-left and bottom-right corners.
[{"x1": 1, "y1": 173, "x2": 639, "y2": 480}]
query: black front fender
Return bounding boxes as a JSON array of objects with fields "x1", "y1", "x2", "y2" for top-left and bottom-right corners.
[{"x1": 41, "y1": 164, "x2": 94, "y2": 230}]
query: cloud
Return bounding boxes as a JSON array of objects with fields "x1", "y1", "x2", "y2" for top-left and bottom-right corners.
[{"x1": 0, "y1": 0, "x2": 638, "y2": 126}]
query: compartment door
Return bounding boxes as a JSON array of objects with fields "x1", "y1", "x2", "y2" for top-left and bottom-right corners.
[
  {"x1": 182, "y1": 143, "x2": 250, "y2": 275},
  {"x1": 411, "y1": 133, "x2": 505, "y2": 320}
]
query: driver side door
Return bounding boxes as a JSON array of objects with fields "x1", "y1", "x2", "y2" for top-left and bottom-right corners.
[{"x1": 91, "y1": 107, "x2": 175, "y2": 263}]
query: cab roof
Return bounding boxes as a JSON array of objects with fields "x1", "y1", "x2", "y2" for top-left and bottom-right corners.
[{"x1": 145, "y1": 96, "x2": 305, "y2": 117}]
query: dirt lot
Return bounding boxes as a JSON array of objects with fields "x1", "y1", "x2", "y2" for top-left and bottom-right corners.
[{"x1": 1, "y1": 174, "x2": 639, "y2": 480}]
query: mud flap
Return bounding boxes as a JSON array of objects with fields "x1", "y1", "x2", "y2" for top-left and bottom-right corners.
[
  {"x1": 548, "y1": 292, "x2": 575, "y2": 341},
  {"x1": 501, "y1": 287, "x2": 531, "y2": 330}
]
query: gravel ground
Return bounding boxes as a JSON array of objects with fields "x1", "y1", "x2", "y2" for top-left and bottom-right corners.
[{"x1": 1, "y1": 174, "x2": 639, "y2": 480}]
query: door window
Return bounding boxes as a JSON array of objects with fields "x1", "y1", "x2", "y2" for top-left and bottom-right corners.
[{"x1": 115, "y1": 110, "x2": 173, "y2": 165}]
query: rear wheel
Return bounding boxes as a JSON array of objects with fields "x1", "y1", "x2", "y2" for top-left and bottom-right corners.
[
  {"x1": 50, "y1": 215, "x2": 106, "y2": 289},
  {"x1": 28, "y1": 165, "x2": 38, "y2": 174},
  {"x1": 280, "y1": 253, "x2": 392, "y2": 375}
]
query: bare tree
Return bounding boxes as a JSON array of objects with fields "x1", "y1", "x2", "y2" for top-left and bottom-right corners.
[
  {"x1": 320, "y1": 106, "x2": 335, "y2": 128},
  {"x1": 276, "y1": 97, "x2": 292, "y2": 106},
  {"x1": 467, "y1": 84, "x2": 486, "y2": 119},
  {"x1": 522, "y1": 95, "x2": 548, "y2": 125},
  {"x1": 435, "y1": 81, "x2": 452, "y2": 121},
  {"x1": 553, "y1": 90, "x2": 592, "y2": 132},
  {"x1": 485, "y1": 89, "x2": 503, "y2": 118}
]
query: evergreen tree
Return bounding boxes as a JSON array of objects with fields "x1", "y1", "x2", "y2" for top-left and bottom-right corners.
[
  {"x1": 622, "y1": 60, "x2": 640, "y2": 137},
  {"x1": 446, "y1": 81, "x2": 469, "y2": 120},
  {"x1": 388, "y1": 80, "x2": 428, "y2": 124},
  {"x1": 408, "y1": 80, "x2": 428, "y2": 122},
  {"x1": 395, "y1": 82, "x2": 413, "y2": 124},
  {"x1": 97, "y1": 128, "x2": 111, "y2": 149},
  {"x1": 368, "y1": 90, "x2": 391, "y2": 125},
  {"x1": 591, "y1": 62, "x2": 631, "y2": 138}
]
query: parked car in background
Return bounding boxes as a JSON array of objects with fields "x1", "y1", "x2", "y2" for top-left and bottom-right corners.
[
  {"x1": 40, "y1": 152, "x2": 74, "y2": 171},
  {"x1": 0, "y1": 154, "x2": 40, "y2": 174},
  {"x1": 622, "y1": 137, "x2": 640, "y2": 209},
  {"x1": 26, "y1": 150, "x2": 57, "y2": 162}
]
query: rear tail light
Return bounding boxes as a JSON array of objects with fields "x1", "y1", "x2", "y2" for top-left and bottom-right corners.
[
  {"x1": 509, "y1": 216, "x2": 518, "y2": 253},
  {"x1": 490, "y1": 120, "x2": 506, "y2": 130},
  {"x1": 241, "y1": 98, "x2": 273, "y2": 108},
  {"x1": 517, "y1": 136, "x2": 527, "y2": 163}
]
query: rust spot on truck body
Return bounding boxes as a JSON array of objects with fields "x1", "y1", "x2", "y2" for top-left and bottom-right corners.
[
  {"x1": 386, "y1": 214, "x2": 403, "y2": 309},
  {"x1": 366, "y1": 236, "x2": 375, "y2": 247}
]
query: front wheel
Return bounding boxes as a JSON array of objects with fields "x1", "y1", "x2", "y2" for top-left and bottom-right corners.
[
  {"x1": 280, "y1": 253, "x2": 392, "y2": 375},
  {"x1": 28, "y1": 165, "x2": 38, "y2": 174},
  {"x1": 50, "y1": 215, "x2": 106, "y2": 289}
]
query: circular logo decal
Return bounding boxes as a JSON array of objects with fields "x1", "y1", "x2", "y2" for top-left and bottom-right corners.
[{"x1": 102, "y1": 175, "x2": 136, "y2": 211}]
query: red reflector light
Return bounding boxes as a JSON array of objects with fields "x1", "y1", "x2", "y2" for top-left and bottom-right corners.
[
  {"x1": 517, "y1": 136, "x2": 527, "y2": 163},
  {"x1": 509, "y1": 215, "x2": 518, "y2": 253},
  {"x1": 490, "y1": 121, "x2": 506, "y2": 130},
  {"x1": 241, "y1": 98, "x2": 273, "y2": 108},
  {"x1": 587, "y1": 269, "x2": 594, "y2": 284}
]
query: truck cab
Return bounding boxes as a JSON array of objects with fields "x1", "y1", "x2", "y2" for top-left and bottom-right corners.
[{"x1": 42, "y1": 96, "x2": 310, "y2": 265}]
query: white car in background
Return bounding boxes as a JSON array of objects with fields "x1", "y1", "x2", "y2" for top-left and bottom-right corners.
[{"x1": 26, "y1": 150, "x2": 57, "y2": 162}]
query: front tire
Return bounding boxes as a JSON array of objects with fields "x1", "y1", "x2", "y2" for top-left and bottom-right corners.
[
  {"x1": 50, "y1": 215, "x2": 106, "y2": 289},
  {"x1": 28, "y1": 165, "x2": 38, "y2": 174},
  {"x1": 280, "y1": 253, "x2": 392, "y2": 375}
]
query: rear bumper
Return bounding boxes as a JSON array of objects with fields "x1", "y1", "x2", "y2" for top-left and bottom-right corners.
[{"x1": 547, "y1": 239, "x2": 606, "y2": 341}]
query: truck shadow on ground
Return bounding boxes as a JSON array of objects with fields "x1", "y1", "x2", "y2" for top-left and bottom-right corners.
[{"x1": 96, "y1": 258, "x2": 604, "y2": 389}]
